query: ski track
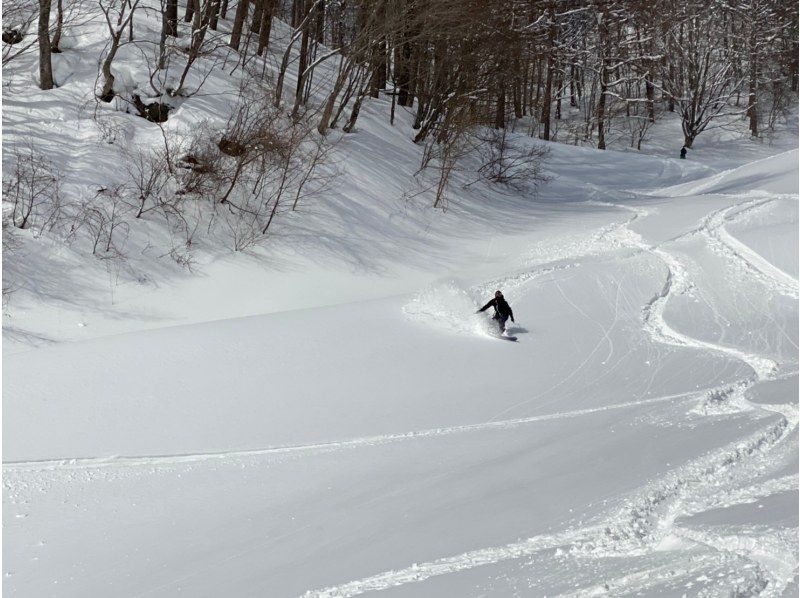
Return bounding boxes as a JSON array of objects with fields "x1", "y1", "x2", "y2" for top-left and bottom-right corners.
[
  {"x1": 301, "y1": 194, "x2": 798, "y2": 597},
  {"x1": 6, "y1": 190, "x2": 796, "y2": 596},
  {"x1": 302, "y1": 410, "x2": 796, "y2": 598},
  {"x1": 3, "y1": 391, "x2": 698, "y2": 473},
  {"x1": 702, "y1": 196, "x2": 799, "y2": 300},
  {"x1": 300, "y1": 527, "x2": 605, "y2": 598}
]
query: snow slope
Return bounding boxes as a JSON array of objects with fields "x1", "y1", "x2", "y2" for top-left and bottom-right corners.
[
  {"x1": 3, "y1": 7, "x2": 799, "y2": 597},
  {"x1": 5, "y1": 145, "x2": 798, "y2": 596},
  {"x1": 5, "y1": 10, "x2": 796, "y2": 355}
]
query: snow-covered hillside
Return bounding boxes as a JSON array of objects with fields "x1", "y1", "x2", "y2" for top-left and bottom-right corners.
[{"x1": 3, "y1": 3, "x2": 799, "y2": 596}]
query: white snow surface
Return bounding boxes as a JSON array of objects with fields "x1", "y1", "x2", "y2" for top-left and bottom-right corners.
[{"x1": 3, "y1": 11, "x2": 799, "y2": 598}]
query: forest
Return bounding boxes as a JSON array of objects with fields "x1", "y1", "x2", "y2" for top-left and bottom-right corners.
[{"x1": 3, "y1": 0, "x2": 798, "y2": 254}]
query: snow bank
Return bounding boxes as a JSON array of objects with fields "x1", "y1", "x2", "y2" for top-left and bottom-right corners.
[{"x1": 658, "y1": 149, "x2": 799, "y2": 197}]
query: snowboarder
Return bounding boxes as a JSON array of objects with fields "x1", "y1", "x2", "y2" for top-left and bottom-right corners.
[
  {"x1": 680, "y1": 146, "x2": 687, "y2": 159},
  {"x1": 477, "y1": 290, "x2": 515, "y2": 334}
]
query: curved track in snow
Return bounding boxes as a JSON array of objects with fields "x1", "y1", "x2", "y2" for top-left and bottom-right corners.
[
  {"x1": 701, "y1": 196, "x2": 799, "y2": 300},
  {"x1": 2, "y1": 390, "x2": 704, "y2": 473},
  {"x1": 302, "y1": 195, "x2": 798, "y2": 597}
]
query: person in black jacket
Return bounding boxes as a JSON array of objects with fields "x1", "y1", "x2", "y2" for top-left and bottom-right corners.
[{"x1": 477, "y1": 290, "x2": 515, "y2": 334}]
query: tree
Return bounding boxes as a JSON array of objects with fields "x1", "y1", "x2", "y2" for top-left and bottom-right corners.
[
  {"x1": 37, "y1": 0, "x2": 53, "y2": 89},
  {"x1": 659, "y1": 4, "x2": 742, "y2": 148},
  {"x1": 98, "y1": 0, "x2": 140, "y2": 101}
]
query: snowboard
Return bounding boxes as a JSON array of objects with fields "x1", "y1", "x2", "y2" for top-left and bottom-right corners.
[{"x1": 496, "y1": 333, "x2": 518, "y2": 342}]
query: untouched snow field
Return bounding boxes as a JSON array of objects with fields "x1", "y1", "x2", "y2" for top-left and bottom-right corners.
[{"x1": 3, "y1": 11, "x2": 799, "y2": 598}]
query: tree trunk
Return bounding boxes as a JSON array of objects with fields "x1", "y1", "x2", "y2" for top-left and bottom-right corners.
[
  {"x1": 209, "y1": 0, "x2": 220, "y2": 30},
  {"x1": 369, "y1": 40, "x2": 387, "y2": 98},
  {"x1": 667, "y1": 62, "x2": 675, "y2": 112},
  {"x1": 555, "y1": 72, "x2": 562, "y2": 120},
  {"x1": 229, "y1": 0, "x2": 248, "y2": 50},
  {"x1": 541, "y1": 58, "x2": 553, "y2": 140},
  {"x1": 343, "y1": 90, "x2": 365, "y2": 133},
  {"x1": 250, "y1": 0, "x2": 263, "y2": 34},
  {"x1": 747, "y1": 32, "x2": 758, "y2": 137},
  {"x1": 256, "y1": 0, "x2": 273, "y2": 55},
  {"x1": 274, "y1": 29, "x2": 299, "y2": 107},
  {"x1": 99, "y1": 39, "x2": 121, "y2": 100},
  {"x1": 596, "y1": 11, "x2": 608, "y2": 150},
  {"x1": 495, "y1": 86, "x2": 505, "y2": 129},
  {"x1": 747, "y1": 62, "x2": 758, "y2": 137},
  {"x1": 521, "y1": 56, "x2": 529, "y2": 116},
  {"x1": 596, "y1": 77, "x2": 606, "y2": 149},
  {"x1": 513, "y1": 70, "x2": 523, "y2": 119},
  {"x1": 50, "y1": 0, "x2": 63, "y2": 52},
  {"x1": 38, "y1": 0, "x2": 54, "y2": 89},
  {"x1": 396, "y1": 39, "x2": 412, "y2": 107},
  {"x1": 540, "y1": 2, "x2": 556, "y2": 140},
  {"x1": 165, "y1": 0, "x2": 178, "y2": 36},
  {"x1": 569, "y1": 65, "x2": 576, "y2": 107},
  {"x1": 313, "y1": 0, "x2": 324, "y2": 43},
  {"x1": 159, "y1": 7, "x2": 169, "y2": 67},
  {"x1": 318, "y1": 63, "x2": 351, "y2": 135},
  {"x1": 532, "y1": 58, "x2": 542, "y2": 118},
  {"x1": 290, "y1": 23, "x2": 310, "y2": 119},
  {"x1": 291, "y1": 0, "x2": 301, "y2": 27},
  {"x1": 184, "y1": 0, "x2": 197, "y2": 22}
]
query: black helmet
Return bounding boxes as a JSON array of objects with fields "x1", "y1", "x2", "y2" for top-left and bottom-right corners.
[{"x1": 495, "y1": 290, "x2": 503, "y2": 298}]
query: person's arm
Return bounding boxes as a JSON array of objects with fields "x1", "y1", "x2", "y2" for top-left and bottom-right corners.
[
  {"x1": 477, "y1": 299, "x2": 495, "y2": 313},
  {"x1": 509, "y1": 306, "x2": 515, "y2": 322}
]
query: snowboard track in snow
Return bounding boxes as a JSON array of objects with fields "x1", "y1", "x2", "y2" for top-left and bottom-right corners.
[
  {"x1": 3, "y1": 391, "x2": 699, "y2": 472},
  {"x1": 701, "y1": 195, "x2": 799, "y2": 300},
  {"x1": 300, "y1": 417, "x2": 796, "y2": 598},
  {"x1": 301, "y1": 195, "x2": 799, "y2": 597}
]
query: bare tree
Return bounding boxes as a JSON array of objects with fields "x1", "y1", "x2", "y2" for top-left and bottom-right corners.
[
  {"x1": 274, "y1": 0, "x2": 323, "y2": 107},
  {"x1": 122, "y1": 147, "x2": 174, "y2": 218},
  {"x1": 474, "y1": 128, "x2": 550, "y2": 190},
  {"x1": 75, "y1": 186, "x2": 132, "y2": 257},
  {"x1": 98, "y1": 0, "x2": 140, "y2": 101},
  {"x1": 3, "y1": 144, "x2": 61, "y2": 231},
  {"x1": 659, "y1": 6, "x2": 743, "y2": 147}
]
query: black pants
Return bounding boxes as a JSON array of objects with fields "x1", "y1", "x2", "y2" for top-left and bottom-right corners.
[{"x1": 493, "y1": 314, "x2": 508, "y2": 333}]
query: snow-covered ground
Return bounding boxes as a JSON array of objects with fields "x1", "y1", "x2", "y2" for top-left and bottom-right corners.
[{"x1": 3, "y1": 8, "x2": 799, "y2": 597}]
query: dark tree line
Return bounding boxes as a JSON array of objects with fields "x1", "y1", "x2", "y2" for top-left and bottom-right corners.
[
  {"x1": 231, "y1": 0, "x2": 796, "y2": 149},
  {"x1": 23, "y1": 0, "x2": 797, "y2": 147}
]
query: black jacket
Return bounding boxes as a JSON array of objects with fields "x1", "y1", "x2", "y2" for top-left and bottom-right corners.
[{"x1": 478, "y1": 297, "x2": 514, "y2": 320}]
